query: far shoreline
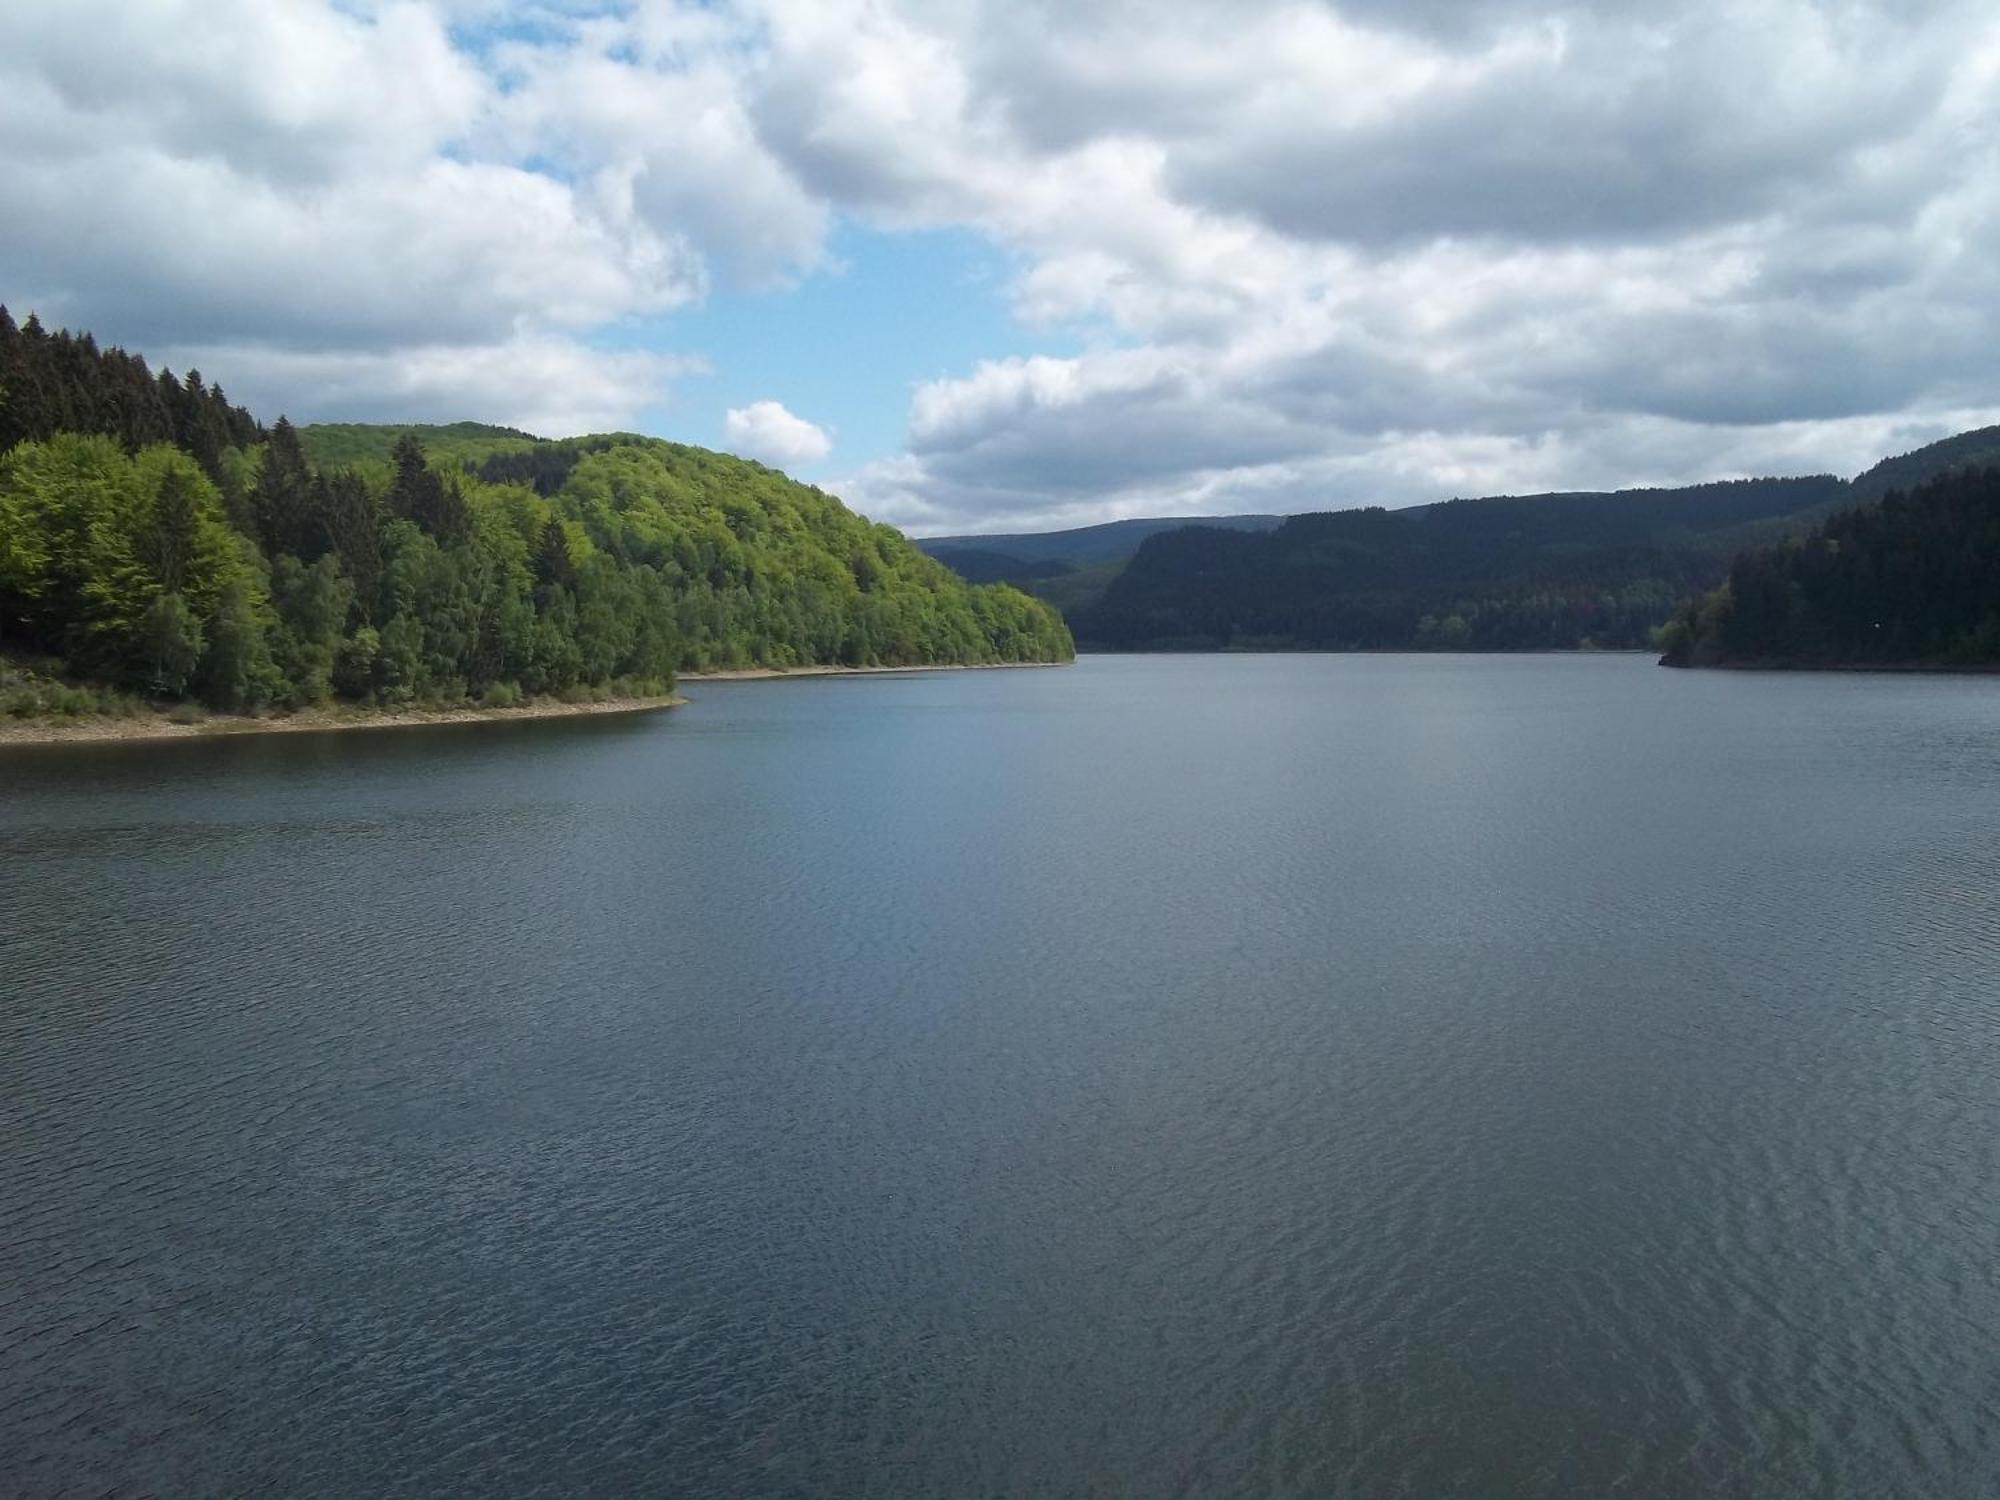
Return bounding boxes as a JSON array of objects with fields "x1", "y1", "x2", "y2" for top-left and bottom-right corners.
[
  {"x1": 680, "y1": 660, "x2": 1070, "y2": 682},
  {"x1": 1663, "y1": 659, "x2": 2000, "y2": 675}
]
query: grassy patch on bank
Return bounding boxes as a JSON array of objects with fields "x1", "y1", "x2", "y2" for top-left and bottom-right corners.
[{"x1": 1, "y1": 654, "x2": 149, "y2": 721}]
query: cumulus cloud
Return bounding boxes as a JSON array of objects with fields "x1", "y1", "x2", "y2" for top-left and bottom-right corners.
[
  {"x1": 0, "y1": 0, "x2": 714, "y2": 425},
  {"x1": 754, "y1": 0, "x2": 2000, "y2": 531},
  {"x1": 724, "y1": 400, "x2": 833, "y2": 465},
  {"x1": 7, "y1": 0, "x2": 2000, "y2": 531},
  {"x1": 1163, "y1": 5, "x2": 1959, "y2": 248}
]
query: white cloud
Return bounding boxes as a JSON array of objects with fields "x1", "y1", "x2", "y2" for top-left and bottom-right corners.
[
  {"x1": 7, "y1": 0, "x2": 2000, "y2": 531},
  {"x1": 724, "y1": 400, "x2": 833, "y2": 465},
  {"x1": 482, "y1": 24, "x2": 831, "y2": 290},
  {"x1": 751, "y1": 0, "x2": 2000, "y2": 530},
  {"x1": 0, "y1": 0, "x2": 707, "y2": 428}
]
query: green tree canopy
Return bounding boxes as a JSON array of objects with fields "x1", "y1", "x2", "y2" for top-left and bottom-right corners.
[{"x1": 0, "y1": 315, "x2": 1072, "y2": 714}]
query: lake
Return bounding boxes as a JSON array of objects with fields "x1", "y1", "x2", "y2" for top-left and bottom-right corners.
[{"x1": 4, "y1": 654, "x2": 1998, "y2": 1497}]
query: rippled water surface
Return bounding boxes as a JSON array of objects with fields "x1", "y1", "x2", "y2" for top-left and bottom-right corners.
[{"x1": 4, "y1": 654, "x2": 2000, "y2": 1497}]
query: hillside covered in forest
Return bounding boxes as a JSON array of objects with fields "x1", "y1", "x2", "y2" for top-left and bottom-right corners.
[
  {"x1": 0, "y1": 311, "x2": 1071, "y2": 721},
  {"x1": 919, "y1": 513, "x2": 1285, "y2": 576},
  {"x1": 1066, "y1": 477, "x2": 1846, "y2": 652},
  {"x1": 1658, "y1": 467, "x2": 2000, "y2": 669},
  {"x1": 917, "y1": 424, "x2": 2000, "y2": 655}
]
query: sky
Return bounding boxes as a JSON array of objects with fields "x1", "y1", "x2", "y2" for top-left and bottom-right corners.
[{"x1": 5, "y1": 1, "x2": 1999, "y2": 536}]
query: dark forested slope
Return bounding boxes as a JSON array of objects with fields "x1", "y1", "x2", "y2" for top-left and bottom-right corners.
[
  {"x1": 920, "y1": 513, "x2": 1285, "y2": 571},
  {"x1": 1071, "y1": 477, "x2": 1845, "y2": 651},
  {"x1": 942, "y1": 423, "x2": 2000, "y2": 655},
  {"x1": 1658, "y1": 467, "x2": 2000, "y2": 668},
  {"x1": 1846, "y1": 426, "x2": 2000, "y2": 508},
  {"x1": 0, "y1": 311, "x2": 1071, "y2": 717},
  {"x1": 919, "y1": 513, "x2": 1287, "y2": 617}
]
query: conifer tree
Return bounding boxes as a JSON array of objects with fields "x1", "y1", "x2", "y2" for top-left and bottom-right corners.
[
  {"x1": 253, "y1": 417, "x2": 313, "y2": 558},
  {"x1": 0, "y1": 305, "x2": 23, "y2": 453},
  {"x1": 176, "y1": 370, "x2": 226, "y2": 480},
  {"x1": 536, "y1": 516, "x2": 576, "y2": 587},
  {"x1": 318, "y1": 469, "x2": 383, "y2": 616},
  {"x1": 388, "y1": 433, "x2": 469, "y2": 541},
  {"x1": 142, "y1": 467, "x2": 201, "y2": 595}
]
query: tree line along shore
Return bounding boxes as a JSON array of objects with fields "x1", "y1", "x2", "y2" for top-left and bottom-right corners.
[
  {"x1": 8, "y1": 307, "x2": 1995, "y2": 747},
  {"x1": 0, "y1": 309, "x2": 1074, "y2": 739}
]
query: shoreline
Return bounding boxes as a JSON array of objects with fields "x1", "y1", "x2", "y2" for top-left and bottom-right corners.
[
  {"x1": 680, "y1": 660, "x2": 1069, "y2": 682},
  {"x1": 0, "y1": 658, "x2": 1073, "y2": 747},
  {"x1": 1665, "y1": 659, "x2": 2000, "y2": 675},
  {"x1": 0, "y1": 694, "x2": 682, "y2": 749},
  {"x1": 1071, "y1": 646, "x2": 1654, "y2": 657}
]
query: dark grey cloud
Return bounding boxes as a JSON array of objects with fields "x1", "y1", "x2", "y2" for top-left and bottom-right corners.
[{"x1": 1168, "y1": 11, "x2": 1951, "y2": 247}]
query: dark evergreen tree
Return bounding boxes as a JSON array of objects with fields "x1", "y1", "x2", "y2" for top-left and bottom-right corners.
[
  {"x1": 387, "y1": 434, "x2": 434, "y2": 523},
  {"x1": 536, "y1": 517, "x2": 576, "y2": 587},
  {"x1": 3, "y1": 312, "x2": 52, "y2": 451},
  {"x1": 0, "y1": 313, "x2": 263, "y2": 477},
  {"x1": 384, "y1": 435, "x2": 470, "y2": 541},
  {"x1": 0, "y1": 305, "x2": 24, "y2": 454},
  {"x1": 142, "y1": 467, "x2": 201, "y2": 595},
  {"x1": 317, "y1": 469, "x2": 383, "y2": 618},
  {"x1": 254, "y1": 417, "x2": 314, "y2": 559}
]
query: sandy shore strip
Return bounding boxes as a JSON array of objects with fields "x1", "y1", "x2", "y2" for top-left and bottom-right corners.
[
  {"x1": 0, "y1": 694, "x2": 682, "y2": 748},
  {"x1": 0, "y1": 658, "x2": 1071, "y2": 747}
]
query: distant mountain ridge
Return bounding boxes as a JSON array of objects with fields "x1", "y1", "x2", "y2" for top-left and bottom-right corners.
[
  {"x1": 916, "y1": 514, "x2": 1287, "y2": 619},
  {"x1": 917, "y1": 424, "x2": 2000, "y2": 654},
  {"x1": 1074, "y1": 476, "x2": 1845, "y2": 652},
  {"x1": 1846, "y1": 425, "x2": 2000, "y2": 506},
  {"x1": 918, "y1": 513, "x2": 1285, "y2": 570}
]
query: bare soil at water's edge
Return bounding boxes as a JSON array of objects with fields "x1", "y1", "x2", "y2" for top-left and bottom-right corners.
[
  {"x1": 0, "y1": 659, "x2": 1073, "y2": 746},
  {"x1": 0, "y1": 695, "x2": 683, "y2": 748}
]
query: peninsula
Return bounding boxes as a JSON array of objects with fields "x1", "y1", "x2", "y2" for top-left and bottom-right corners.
[
  {"x1": 0, "y1": 312, "x2": 1074, "y2": 740},
  {"x1": 1658, "y1": 466, "x2": 2000, "y2": 670}
]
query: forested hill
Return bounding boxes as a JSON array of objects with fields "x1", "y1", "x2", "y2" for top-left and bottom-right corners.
[
  {"x1": 0, "y1": 311, "x2": 1071, "y2": 718},
  {"x1": 296, "y1": 421, "x2": 543, "y2": 473},
  {"x1": 1847, "y1": 425, "x2": 2000, "y2": 507},
  {"x1": 1658, "y1": 467, "x2": 2000, "y2": 668},
  {"x1": 917, "y1": 513, "x2": 1288, "y2": 618},
  {"x1": 1070, "y1": 477, "x2": 1844, "y2": 652},
  {"x1": 919, "y1": 513, "x2": 1285, "y2": 573}
]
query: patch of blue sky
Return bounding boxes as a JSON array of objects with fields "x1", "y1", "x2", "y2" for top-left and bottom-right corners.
[
  {"x1": 595, "y1": 221, "x2": 1103, "y2": 475},
  {"x1": 447, "y1": 4, "x2": 616, "y2": 60}
]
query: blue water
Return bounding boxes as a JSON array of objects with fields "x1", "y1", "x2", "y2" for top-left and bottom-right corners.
[{"x1": 4, "y1": 655, "x2": 1999, "y2": 1496}]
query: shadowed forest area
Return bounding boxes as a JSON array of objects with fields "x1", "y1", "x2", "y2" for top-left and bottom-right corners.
[
  {"x1": 920, "y1": 428, "x2": 2000, "y2": 665},
  {"x1": 1659, "y1": 466, "x2": 2000, "y2": 668}
]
